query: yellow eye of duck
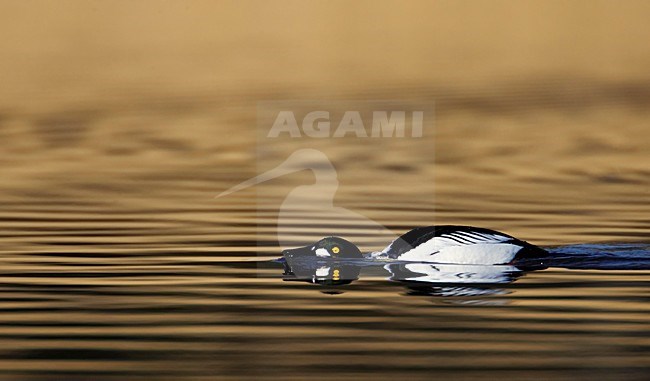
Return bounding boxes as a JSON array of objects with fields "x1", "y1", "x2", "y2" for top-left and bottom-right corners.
[{"x1": 331, "y1": 246, "x2": 340, "y2": 254}]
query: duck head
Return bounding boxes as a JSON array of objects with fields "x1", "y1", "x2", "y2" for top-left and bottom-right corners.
[{"x1": 282, "y1": 236, "x2": 363, "y2": 259}]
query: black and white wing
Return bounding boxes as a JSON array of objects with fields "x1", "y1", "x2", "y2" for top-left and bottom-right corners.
[{"x1": 377, "y1": 225, "x2": 543, "y2": 264}]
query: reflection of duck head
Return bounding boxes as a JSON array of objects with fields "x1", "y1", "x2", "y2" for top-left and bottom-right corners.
[{"x1": 282, "y1": 257, "x2": 361, "y2": 286}]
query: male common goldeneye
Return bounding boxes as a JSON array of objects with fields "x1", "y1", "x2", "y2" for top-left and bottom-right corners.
[{"x1": 282, "y1": 225, "x2": 548, "y2": 266}]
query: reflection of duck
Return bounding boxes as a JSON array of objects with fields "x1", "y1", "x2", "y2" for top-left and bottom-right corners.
[
  {"x1": 385, "y1": 263, "x2": 525, "y2": 297},
  {"x1": 280, "y1": 255, "x2": 529, "y2": 297},
  {"x1": 283, "y1": 225, "x2": 548, "y2": 266},
  {"x1": 281, "y1": 257, "x2": 361, "y2": 286},
  {"x1": 385, "y1": 263, "x2": 523, "y2": 283}
]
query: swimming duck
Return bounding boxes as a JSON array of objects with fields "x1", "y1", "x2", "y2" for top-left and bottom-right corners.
[{"x1": 282, "y1": 225, "x2": 548, "y2": 266}]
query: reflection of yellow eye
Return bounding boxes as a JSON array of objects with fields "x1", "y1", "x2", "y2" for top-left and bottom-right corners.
[
  {"x1": 333, "y1": 269, "x2": 340, "y2": 280},
  {"x1": 332, "y1": 246, "x2": 340, "y2": 254}
]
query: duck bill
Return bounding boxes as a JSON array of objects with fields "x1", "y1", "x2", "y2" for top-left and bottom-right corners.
[{"x1": 282, "y1": 244, "x2": 315, "y2": 259}]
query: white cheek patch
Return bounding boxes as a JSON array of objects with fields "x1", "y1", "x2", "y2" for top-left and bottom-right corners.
[
  {"x1": 315, "y1": 248, "x2": 330, "y2": 257},
  {"x1": 315, "y1": 266, "x2": 331, "y2": 277}
]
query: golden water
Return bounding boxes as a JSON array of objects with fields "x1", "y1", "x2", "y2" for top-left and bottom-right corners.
[{"x1": 1, "y1": 1, "x2": 649, "y2": 380}]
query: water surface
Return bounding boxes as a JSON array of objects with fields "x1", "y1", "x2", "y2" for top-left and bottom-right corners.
[{"x1": 1, "y1": 2, "x2": 649, "y2": 379}]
